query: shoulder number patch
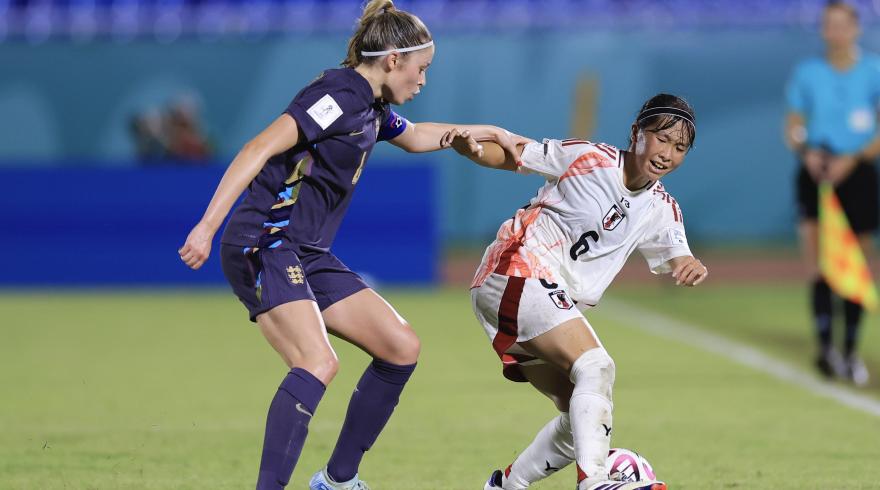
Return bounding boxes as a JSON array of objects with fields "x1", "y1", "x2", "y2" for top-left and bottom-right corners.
[{"x1": 307, "y1": 94, "x2": 343, "y2": 130}]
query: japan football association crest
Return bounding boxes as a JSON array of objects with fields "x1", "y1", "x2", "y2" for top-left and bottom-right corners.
[
  {"x1": 549, "y1": 290, "x2": 574, "y2": 310},
  {"x1": 603, "y1": 204, "x2": 626, "y2": 231}
]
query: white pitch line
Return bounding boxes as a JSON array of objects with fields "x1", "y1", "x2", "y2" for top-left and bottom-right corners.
[{"x1": 602, "y1": 298, "x2": 880, "y2": 418}]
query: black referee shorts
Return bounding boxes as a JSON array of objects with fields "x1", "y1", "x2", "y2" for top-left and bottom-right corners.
[{"x1": 796, "y1": 159, "x2": 879, "y2": 233}]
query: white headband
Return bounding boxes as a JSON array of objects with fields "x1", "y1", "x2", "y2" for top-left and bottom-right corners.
[
  {"x1": 636, "y1": 106, "x2": 695, "y2": 126},
  {"x1": 361, "y1": 40, "x2": 434, "y2": 57}
]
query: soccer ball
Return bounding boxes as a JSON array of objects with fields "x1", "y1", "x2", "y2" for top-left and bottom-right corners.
[{"x1": 605, "y1": 448, "x2": 656, "y2": 482}]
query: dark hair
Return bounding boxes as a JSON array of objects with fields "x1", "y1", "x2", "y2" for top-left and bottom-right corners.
[
  {"x1": 342, "y1": 0, "x2": 433, "y2": 68},
  {"x1": 825, "y1": 1, "x2": 859, "y2": 23},
  {"x1": 634, "y1": 93, "x2": 696, "y2": 148}
]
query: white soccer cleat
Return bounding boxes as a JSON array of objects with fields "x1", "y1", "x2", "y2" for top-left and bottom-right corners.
[
  {"x1": 484, "y1": 469, "x2": 504, "y2": 489},
  {"x1": 846, "y1": 356, "x2": 870, "y2": 386},
  {"x1": 815, "y1": 347, "x2": 847, "y2": 379},
  {"x1": 309, "y1": 467, "x2": 370, "y2": 490},
  {"x1": 580, "y1": 479, "x2": 668, "y2": 490}
]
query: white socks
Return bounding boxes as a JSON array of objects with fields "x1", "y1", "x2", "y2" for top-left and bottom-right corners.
[
  {"x1": 568, "y1": 347, "x2": 615, "y2": 481},
  {"x1": 503, "y1": 413, "x2": 574, "y2": 489},
  {"x1": 500, "y1": 348, "x2": 615, "y2": 489}
]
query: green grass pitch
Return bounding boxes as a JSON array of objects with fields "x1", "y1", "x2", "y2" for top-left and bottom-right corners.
[{"x1": 2, "y1": 284, "x2": 879, "y2": 489}]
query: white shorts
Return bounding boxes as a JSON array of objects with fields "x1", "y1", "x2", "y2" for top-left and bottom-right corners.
[{"x1": 471, "y1": 272, "x2": 585, "y2": 382}]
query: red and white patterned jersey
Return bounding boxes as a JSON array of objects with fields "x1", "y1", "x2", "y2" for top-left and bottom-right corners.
[{"x1": 472, "y1": 139, "x2": 692, "y2": 308}]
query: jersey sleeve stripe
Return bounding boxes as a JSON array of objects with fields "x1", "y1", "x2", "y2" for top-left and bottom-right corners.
[
  {"x1": 559, "y1": 151, "x2": 617, "y2": 182},
  {"x1": 652, "y1": 184, "x2": 683, "y2": 222},
  {"x1": 593, "y1": 143, "x2": 617, "y2": 160}
]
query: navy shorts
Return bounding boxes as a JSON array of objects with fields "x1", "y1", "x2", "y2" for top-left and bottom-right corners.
[
  {"x1": 220, "y1": 243, "x2": 369, "y2": 322},
  {"x1": 796, "y1": 160, "x2": 879, "y2": 233}
]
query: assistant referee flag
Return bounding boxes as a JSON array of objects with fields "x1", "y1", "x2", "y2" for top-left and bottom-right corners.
[{"x1": 819, "y1": 182, "x2": 879, "y2": 311}]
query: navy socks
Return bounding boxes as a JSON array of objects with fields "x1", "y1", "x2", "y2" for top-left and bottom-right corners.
[
  {"x1": 256, "y1": 368, "x2": 326, "y2": 490},
  {"x1": 326, "y1": 359, "x2": 416, "y2": 483},
  {"x1": 254, "y1": 360, "x2": 416, "y2": 487}
]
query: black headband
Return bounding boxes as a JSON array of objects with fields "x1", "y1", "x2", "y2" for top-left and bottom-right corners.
[{"x1": 637, "y1": 106, "x2": 695, "y2": 127}]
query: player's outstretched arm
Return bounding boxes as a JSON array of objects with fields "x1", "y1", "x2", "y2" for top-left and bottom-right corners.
[
  {"x1": 178, "y1": 114, "x2": 300, "y2": 270},
  {"x1": 668, "y1": 255, "x2": 708, "y2": 287},
  {"x1": 389, "y1": 122, "x2": 525, "y2": 159},
  {"x1": 441, "y1": 128, "x2": 527, "y2": 172}
]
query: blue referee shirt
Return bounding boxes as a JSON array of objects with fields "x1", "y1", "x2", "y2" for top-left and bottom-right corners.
[{"x1": 786, "y1": 52, "x2": 880, "y2": 155}]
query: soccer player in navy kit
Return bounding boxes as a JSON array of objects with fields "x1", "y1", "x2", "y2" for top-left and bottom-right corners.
[
  {"x1": 785, "y1": 0, "x2": 880, "y2": 386},
  {"x1": 178, "y1": 1, "x2": 519, "y2": 489}
]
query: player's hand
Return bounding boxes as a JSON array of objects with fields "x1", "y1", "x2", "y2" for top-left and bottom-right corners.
[
  {"x1": 803, "y1": 149, "x2": 826, "y2": 181},
  {"x1": 825, "y1": 154, "x2": 859, "y2": 186},
  {"x1": 671, "y1": 256, "x2": 708, "y2": 287},
  {"x1": 179, "y1": 221, "x2": 214, "y2": 270},
  {"x1": 485, "y1": 128, "x2": 531, "y2": 165},
  {"x1": 441, "y1": 129, "x2": 484, "y2": 158}
]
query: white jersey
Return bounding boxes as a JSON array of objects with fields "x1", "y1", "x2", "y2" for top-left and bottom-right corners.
[{"x1": 472, "y1": 138, "x2": 692, "y2": 308}]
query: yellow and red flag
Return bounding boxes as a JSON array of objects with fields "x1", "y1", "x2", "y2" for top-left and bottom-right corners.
[{"x1": 818, "y1": 182, "x2": 878, "y2": 311}]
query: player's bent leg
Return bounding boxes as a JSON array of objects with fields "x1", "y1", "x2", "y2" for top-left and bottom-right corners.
[
  {"x1": 519, "y1": 318, "x2": 613, "y2": 488},
  {"x1": 518, "y1": 317, "x2": 602, "y2": 373},
  {"x1": 568, "y1": 347, "x2": 616, "y2": 488},
  {"x1": 323, "y1": 288, "x2": 420, "y2": 364},
  {"x1": 254, "y1": 300, "x2": 338, "y2": 490},
  {"x1": 258, "y1": 300, "x2": 339, "y2": 383},
  {"x1": 318, "y1": 289, "x2": 419, "y2": 485},
  {"x1": 523, "y1": 362, "x2": 574, "y2": 412},
  {"x1": 498, "y1": 413, "x2": 574, "y2": 489},
  {"x1": 493, "y1": 363, "x2": 576, "y2": 488},
  {"x1": 485, "y1": 365, "x2": 575, "y2": 489}
]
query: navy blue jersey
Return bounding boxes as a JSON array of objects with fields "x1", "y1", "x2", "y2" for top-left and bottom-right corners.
[{"x1": 221, "y1": 68, "x2": 408, "y2": 252}]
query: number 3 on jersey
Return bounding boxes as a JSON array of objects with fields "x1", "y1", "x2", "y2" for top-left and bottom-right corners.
[{"x1": 570, "y1": 230, "x2": 599, "y2": 260}]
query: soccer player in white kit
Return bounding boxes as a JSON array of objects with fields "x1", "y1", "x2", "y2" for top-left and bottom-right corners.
[{"x1": 443, "y1": 94, "x2": 707, "y2": 490}]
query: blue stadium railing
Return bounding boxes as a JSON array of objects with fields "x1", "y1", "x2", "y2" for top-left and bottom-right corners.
[{"x1": 0, "y1": 163, "x2": 439, "y2": 286}]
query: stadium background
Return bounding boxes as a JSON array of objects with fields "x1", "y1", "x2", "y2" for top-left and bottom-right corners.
[{"x1": 3, "y1": 1, "x2": 880, "y2": 488}]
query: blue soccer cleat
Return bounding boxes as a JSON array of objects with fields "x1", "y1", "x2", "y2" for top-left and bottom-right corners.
[
  {"x1": 309, "y1": 467, "x2": 370, "y2": 490},
  {"x1": 484, "y1": 469, "x2": 504, "y2": 489}
]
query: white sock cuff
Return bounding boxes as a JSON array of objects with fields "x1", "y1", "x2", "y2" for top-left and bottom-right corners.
[
  {"x1": 558, "y1": 412, "x2": 571, "y2": 433},
  {"x1": 569, "y1": 347, "x2": 614, "y2": 384}
]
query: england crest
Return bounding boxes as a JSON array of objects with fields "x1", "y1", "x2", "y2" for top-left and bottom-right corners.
[
  {"x1": 603, "y1": 204, "x2": 625, "y2": 231},
  {"x1": 549, "y1": 290, "x2": 574, "y2": 310}
]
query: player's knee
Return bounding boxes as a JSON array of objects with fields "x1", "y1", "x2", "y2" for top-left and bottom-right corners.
[
  {"x1": 396, "y1": 326, "x2": 422, "y2": 364},
  {"x1": 383, "y1": 324, "x2": 421, "y2": 365},
  {"x1": 569, "y1": 347, "x2": 615, "y2": 398},
  {"x1": 298, "y1": 350, "x2": 340, "y2": 385}
]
